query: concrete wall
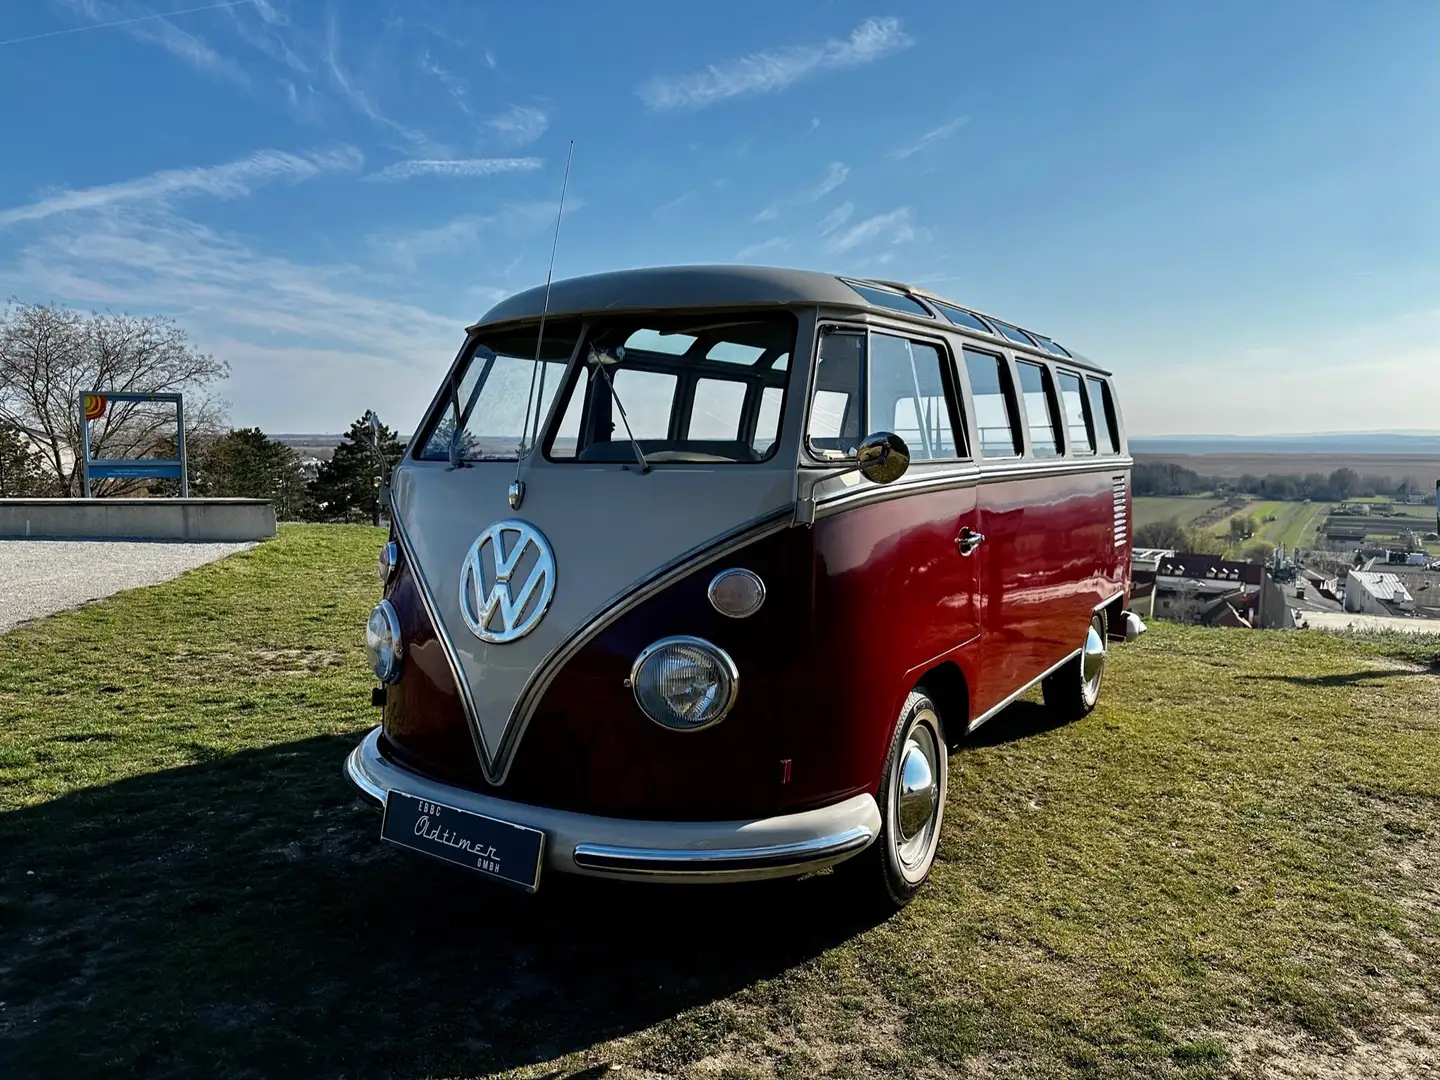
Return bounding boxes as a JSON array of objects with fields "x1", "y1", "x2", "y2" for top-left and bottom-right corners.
[{"x1": 0, "y1": 499, "x2": 276, "y2": 541}]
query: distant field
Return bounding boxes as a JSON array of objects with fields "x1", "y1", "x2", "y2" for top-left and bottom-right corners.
[
  {"x1": 1131, "y1": 496, "x2": 1226, "y2": 531},
  {"x1": 1136, "y1": 452, "x2": 1439, "y2": 485}
]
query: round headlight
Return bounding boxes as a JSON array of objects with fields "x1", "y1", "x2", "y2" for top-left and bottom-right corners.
[
  {"x1": 377, "y1": 541, "x2": 399, "y2": 585},
  {"x1": 629, "y1": 636, "x2": 738, "y2": 732},
  {"x1": 366, "y1": 600, "x2": 403, "y2": 684}
]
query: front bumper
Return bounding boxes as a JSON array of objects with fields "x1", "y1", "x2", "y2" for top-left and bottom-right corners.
[{"x1": 344, "y1": 726, "x2": 881, "y2": 885}]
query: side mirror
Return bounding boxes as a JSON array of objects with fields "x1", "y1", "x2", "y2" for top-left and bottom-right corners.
[
  {"x1": 855, "y1": 431, "x2": 910, "y2": 484},
  {"x1": 368, "y1": 412, "x2": 382, "y2": 440}
]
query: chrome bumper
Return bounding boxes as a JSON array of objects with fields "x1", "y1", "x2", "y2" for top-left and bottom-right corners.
[{"x1": 343, "y1": 726, "x2": 880, "y2": 885}]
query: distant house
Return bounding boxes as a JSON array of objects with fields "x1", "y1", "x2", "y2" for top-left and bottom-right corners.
[
  {"x1": 1343, "y1": 571, "x2": 1416, "y2": 616},
  {"x1": 1134, "y1": 553, "x2": 1292, "y2": 628}
]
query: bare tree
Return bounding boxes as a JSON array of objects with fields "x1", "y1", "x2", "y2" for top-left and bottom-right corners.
[{"x1": 0, "y1": 301, "x2": 229, "y2": 496}]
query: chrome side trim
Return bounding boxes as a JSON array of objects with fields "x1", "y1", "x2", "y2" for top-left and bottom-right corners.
[
  {"x1": 388, "y1": 508, "x2": 494, "y2": 773},
  {"x1": 809, "y1": 456, "x2": 1132, "y2": 521},
  {"x1": 1093, "y1": 589, "x2": 1125, "y2": 614},
  {"x1": 572, "y1": 828, "x2": 874, "y2": 876},
  {"x1": 343, "y1": 726, "x2": 881, "y2": 884},
  {"x1": 967, "y1": 648, "x2": 1082, "y2": 734},
  {"x1": 496, "y1": 506, "x2": 795, "y2": 783}
]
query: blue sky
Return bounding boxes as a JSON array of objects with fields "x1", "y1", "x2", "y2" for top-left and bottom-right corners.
[{"x1": 1, "y1": 0, "x2": 1436, "y2": 436}]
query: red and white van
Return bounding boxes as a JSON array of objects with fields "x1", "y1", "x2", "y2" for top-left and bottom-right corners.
[{"x1": 346, "y1": 265, "x2": 1145, "y2": 909}]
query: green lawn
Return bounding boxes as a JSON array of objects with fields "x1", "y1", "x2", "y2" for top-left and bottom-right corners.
[
  {"x1": 2, "y1": 525, "x2": 1440, "y2": 1079},
  {"x1": 1132, "y1": 497, "x2": 1226, "y2": 531}
]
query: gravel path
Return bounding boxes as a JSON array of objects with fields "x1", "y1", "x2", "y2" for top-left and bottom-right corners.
[{"x1": 0, "y1": 540, "x2": 255, "y2": 634}]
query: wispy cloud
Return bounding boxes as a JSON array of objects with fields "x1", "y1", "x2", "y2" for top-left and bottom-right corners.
[
  {"x1": 891, "y1": 116, "x2": 969, "y2": 160},
  {"x1": 823, "y1": 207, "x2": 916, "y2": 255},
  {"x1": 636, "y1": 16, "x2": 912, "y2": 110},
  {"x1": 0, "y1": 202, "x2": 477, "y2": 430},
  {"x1": 486, "y1": 104, "x2": 550, "y2": 147},
  {"x1": 54, "y1": 0, "x2": 251, "y2": 85},
  {"x1": 736, "y1": 235, "x2": 792, "y2": 261},
  {"x1": 819, "y1": 201, "x2": 855, "y2": 235},
  {"x1": 420, "y1": 50, "x2": 473, "y2": 116},
  {"x1": 322, "y1": 10, "x2": 435, "y2": 152},
  {"x1": 370, "y1": 200, "x2": 583, "y2": 270},
  {"x1": 364, "y1": 157, "x2": 544, "y2": 183},
  {"x1": 755, "y1": 162, "x2": 850, "y2": 222},
  {"x1": 0, "y1": 146, "x2": 362, "y2": 228}
]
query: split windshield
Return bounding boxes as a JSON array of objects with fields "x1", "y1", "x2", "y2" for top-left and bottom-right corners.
[{"x1": 544, "y1": 312, "x2": 795, "y2": 464}]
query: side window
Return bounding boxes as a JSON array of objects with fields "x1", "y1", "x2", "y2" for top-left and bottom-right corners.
[
  {"x1": 962, "y1": 348, "x2": 1020, "y2": 458},
  {"x1": 549, "y1": 366, "x2": 590, "y2": 458},
  {"x1": 1056, "y1": 371, "x2": 1095, "y2": 455},
  {"x1": 1015, "y1": 360, "x2": 1061, "y2": 459},
  {"x1": 869, "y1": 333, "x2": 960, "y2": 461},
  {"x1": 807, "y1": 331, "x2": 864, "y2": 454},
  {"x1": 1085, "y1": 376, "x2": 1119, "y2": 454},
  {"x1": 753, "y1": 386, "x2": 784, "y2": 454},
  {"x1": 611, "y1": 369, "x2": 677, "y2": 439},
  {"x1": 687, "y1": 378, "x2": 746, "y2": 439}
]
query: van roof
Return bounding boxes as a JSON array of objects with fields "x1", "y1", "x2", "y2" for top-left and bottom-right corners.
[{"x1": 473, "y1": 264, "x2": 1107, "y2": 375}]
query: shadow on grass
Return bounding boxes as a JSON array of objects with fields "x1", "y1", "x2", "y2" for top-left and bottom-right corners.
[
  {"x1": 1238, "y1": 664, "x2": 1440, "y2": 688},
  {"x1": 960, "y1": 700, "x2": 1070, "y2": 748},
  {"x1": 0, "y1": 734, "x2": 885, "y2": 1080}
]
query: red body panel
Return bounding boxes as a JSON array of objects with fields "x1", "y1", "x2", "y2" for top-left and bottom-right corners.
[
  {"x1": 971, "y1": 469, "x2": 1126, "y2": 716},
  {"x1": 378, "y1": 471, "x2": 1127, "y2": 821}
]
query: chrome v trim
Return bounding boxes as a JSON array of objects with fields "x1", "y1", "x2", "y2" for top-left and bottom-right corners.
[
  {"x1": 389, "y1": 507, "x2": 495, "y2": 772},
  {"x1": 494, "y1": 505, "x2": 796, "y2": 784},
  {"x1": 966, "y1": 648, "x2": 1082, "y2": 734}
]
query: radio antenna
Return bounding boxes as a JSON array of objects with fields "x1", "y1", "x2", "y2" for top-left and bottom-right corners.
[{"x1": 510, "y1": 139, "x2": 574, "y2": 511}]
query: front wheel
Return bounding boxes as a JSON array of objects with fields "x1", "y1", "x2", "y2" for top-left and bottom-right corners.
[
  {"x1": 836, "y1": 689, "x2": 948, "y2": 912},
  {"x1": 1042, "y1": 612, "x2": 1108, "y2": 723}
]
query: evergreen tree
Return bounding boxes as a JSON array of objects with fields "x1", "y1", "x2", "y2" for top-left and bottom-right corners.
[
  {"x1": 194, "y1": 428, "x2": 311, "y2": 520},
  {"x1": 307, "y1": 411, "x2": 404, "y2": 525},
  {"x1": 0, "y1": 424, "x2": 49, "y2": 496}
]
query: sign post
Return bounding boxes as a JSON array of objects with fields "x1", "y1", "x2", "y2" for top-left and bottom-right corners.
[{"x1": 78, "y1": 392, "x2": 188, "y2": 498}]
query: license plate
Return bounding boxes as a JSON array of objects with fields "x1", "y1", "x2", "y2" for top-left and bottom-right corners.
[{"x1": 381, "y1": 791, "x2": 546, "y2": 892}]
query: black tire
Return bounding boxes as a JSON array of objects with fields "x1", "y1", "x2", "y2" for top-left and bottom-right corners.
[
  {"x1": 835, "y1": 689, "x2": 948, "y2": 913},
  {"x1": 1042, "y1": 612, "x2": 1108, "y2": 724}
]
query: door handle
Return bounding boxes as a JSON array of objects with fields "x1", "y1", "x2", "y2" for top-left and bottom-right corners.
[{"x1": 956, "y1": 527, "x2": 985, "y2": 556}]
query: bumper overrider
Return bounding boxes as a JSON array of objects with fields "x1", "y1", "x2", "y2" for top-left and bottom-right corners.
[{"x1": 344, "y1": 727, "x2": 881, "y2": 886}]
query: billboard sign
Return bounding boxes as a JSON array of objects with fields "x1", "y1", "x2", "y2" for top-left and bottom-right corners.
[{"x1": 79, "y1": 391, "x2": 188, "y2": 497}]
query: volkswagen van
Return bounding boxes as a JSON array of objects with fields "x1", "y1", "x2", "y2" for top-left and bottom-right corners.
[{"x1": 345, "y1": 265, "x2": 1146, "y2": 909}]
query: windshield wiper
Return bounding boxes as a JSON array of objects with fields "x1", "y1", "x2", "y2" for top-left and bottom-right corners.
[{"x1": 590, "y1": 344, "x2": 650, "y2": 474}]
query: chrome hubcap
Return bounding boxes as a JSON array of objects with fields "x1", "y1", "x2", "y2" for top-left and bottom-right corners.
[
  {"x1": 1082, "y1": 617, "x2": 1107, "y2": 703},
  {"x1": 894, "y1": 720, "x2": 940, "y2": 869}
]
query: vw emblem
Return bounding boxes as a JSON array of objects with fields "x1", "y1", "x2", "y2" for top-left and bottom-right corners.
[{"x1": 457, "y1": 519, "x2": 556, "y2": 644}]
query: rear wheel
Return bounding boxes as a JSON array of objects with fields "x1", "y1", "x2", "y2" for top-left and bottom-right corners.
[
  {"x1": 836, "y1": 690, "x2": 947, "y2": 912},
  {"x1": 1042, "y1": 612, "x2": 1108, "y2": 723}
]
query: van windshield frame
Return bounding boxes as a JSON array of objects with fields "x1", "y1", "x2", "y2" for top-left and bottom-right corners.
[{"x1": 540, "y1": 310, "x2": 797, "y2": 466}]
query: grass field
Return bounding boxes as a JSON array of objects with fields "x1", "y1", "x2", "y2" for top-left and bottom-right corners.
[
  {"x1": 1132, "y1": 497, "x2": 1227, "y2": 531},
  {"x1": 2, "y1": 526, "x2": 1440, "y2": 1079},
  {"x1": 1134, "y1": 452, "x2": 1439, "y2": 485}
]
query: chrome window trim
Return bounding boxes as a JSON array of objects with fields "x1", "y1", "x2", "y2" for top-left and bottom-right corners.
[
  {"x1": 498, "y1": 506, "x2": 796, "y2": 784},
  {"x1": 808, "y1": 455, "x2": 1133, "y2": 520}
]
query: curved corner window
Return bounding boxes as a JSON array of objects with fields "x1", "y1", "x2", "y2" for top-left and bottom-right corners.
[
  {"x1": 840, "y1": 279, "x2": 933, "y2": 317},
  {"x1": 933, "y1": 302, "x2": 994, "y2": 334},
  {"x1": 415, "y1": 322, "x2": 581, "y2": 462},
  {"x1": 1031, "y1": 334, "x2": 1071, "y2": 358},
  {"x1": 991, "y1": 320, "x2": 1037, "y2": 348},
  {"x1": 1085, "y1": 375, "x2": 1120, "y2": 454}
]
